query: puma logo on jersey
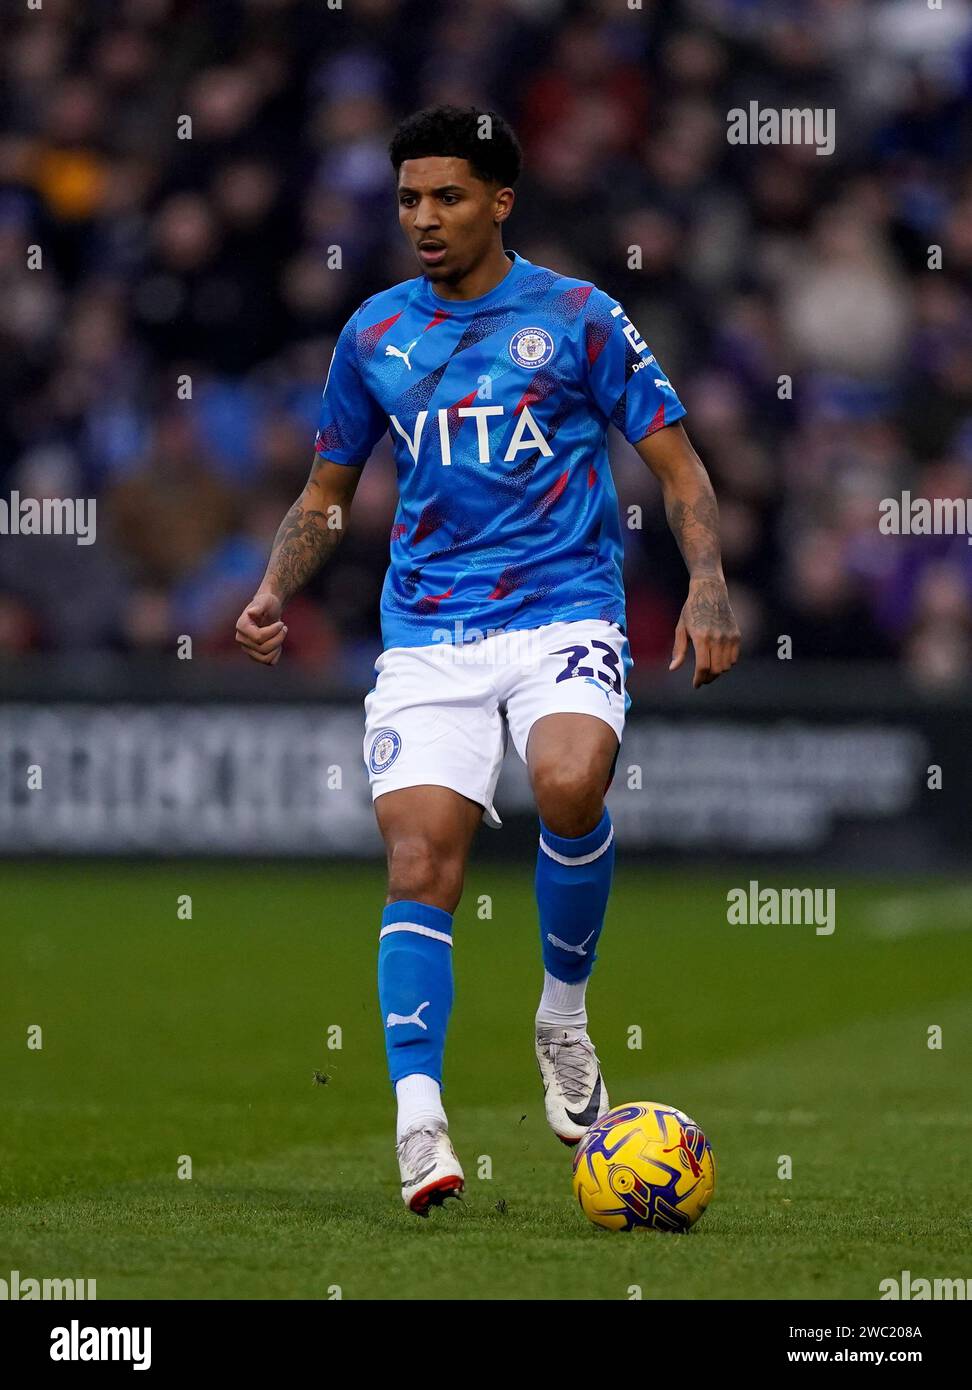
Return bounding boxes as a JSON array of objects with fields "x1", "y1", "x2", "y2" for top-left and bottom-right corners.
[
  {"x1": 385, "y1": 339, "x2": 419, "y2": 370},
  {"x1": 389, "y1": 404, "x2": 553, "y2": 467},
  {"x1": 386, "y1": 1001, "x2": 430, "y2": 1029}
]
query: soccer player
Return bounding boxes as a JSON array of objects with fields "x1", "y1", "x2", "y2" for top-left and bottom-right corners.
[{"x1": 236, "y1": 106, "x2": 740, "y2": 1215}]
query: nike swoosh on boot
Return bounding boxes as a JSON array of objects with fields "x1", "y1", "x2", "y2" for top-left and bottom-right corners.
[{"x1": 565, "y1": 1075, "x2": 602, "y2": 1128}]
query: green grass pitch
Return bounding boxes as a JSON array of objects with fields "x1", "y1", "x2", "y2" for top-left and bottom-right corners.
[{"x1": 1, "y1": 863, "x2": 969, "y2": 1300}]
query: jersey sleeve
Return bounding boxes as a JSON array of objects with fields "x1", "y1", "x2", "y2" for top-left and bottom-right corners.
[
  {"x1": 582, "y1": 288, "x2": 686, "y2": 445},
  {"x1": 313, "y1": 311, "x2": 388, "y2": 467}
]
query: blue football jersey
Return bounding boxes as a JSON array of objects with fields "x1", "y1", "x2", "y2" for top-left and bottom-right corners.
[{"x1": 314, "y1": 250, "x2": 686, "y2": 650}]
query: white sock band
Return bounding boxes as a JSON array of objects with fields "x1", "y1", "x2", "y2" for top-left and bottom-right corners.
[
  {"x1": 395, "y1": 1072, "x2": 447, "y2": 1142},
  {"x1": 536, "y1": 970, "x2": 588, "y2": 1032}
]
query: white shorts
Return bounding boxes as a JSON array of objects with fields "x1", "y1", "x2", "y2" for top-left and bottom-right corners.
[{"x1": 363, "y1": 619, "x2": 631, "y2": 828}]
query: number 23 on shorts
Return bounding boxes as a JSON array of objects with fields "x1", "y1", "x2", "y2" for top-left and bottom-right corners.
[{"x1": 550, "y1": 640, "x2": 623, "y2": 694}]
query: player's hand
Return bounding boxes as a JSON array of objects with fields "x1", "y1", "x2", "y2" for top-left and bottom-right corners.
[
  {"x1": 235, "y1": 591, "x2": 287, "y2": 666},
  {"x1": 669, "y1": 577, "x2": 740, "y2": 688}
]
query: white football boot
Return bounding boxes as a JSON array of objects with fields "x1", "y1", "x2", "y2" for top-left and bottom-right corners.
[
  {"x1": 536, "y1": 1026, "x2": 610, "y2": 1146},
  {"x1": 397, "y1": 1121, "x2": 465, "y2": 1216}
]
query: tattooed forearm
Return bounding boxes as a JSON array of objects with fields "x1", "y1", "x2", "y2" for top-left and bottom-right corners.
[
  {"x1": 665, "y1": 481, "x2": 723, "y2": 580},
  {"x1": 263, "y1": 499, "x2": 342, "y2": 603},
  {"x1": 636, "y1": 424, "x2": 740, "y2": 683}
]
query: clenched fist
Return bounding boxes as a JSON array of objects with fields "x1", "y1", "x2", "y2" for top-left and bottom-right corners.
[{"x1": 235, "y1": 591, "x2": 287, "y2": 666}]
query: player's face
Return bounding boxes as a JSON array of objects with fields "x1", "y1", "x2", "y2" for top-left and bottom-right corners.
[{"x1": 397, "y1": 157, "x2": 505, "y2": 283}]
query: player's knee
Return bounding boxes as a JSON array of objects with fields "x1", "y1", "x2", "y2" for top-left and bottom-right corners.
[
  {"x1": 386, "y1": 835, "x2": 464, "y2": 914},
  {"x1": 532, "y1": 760, "x2": 606, "y2": 838}
]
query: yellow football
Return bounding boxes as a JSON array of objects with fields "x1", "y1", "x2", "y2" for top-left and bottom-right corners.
[{"x1": 571, "y1": 1101, "x2": 716, "y2": 1232}]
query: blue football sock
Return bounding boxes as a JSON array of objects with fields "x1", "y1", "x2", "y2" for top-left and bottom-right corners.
[
  {"x1": 378, "y1": 901, "x2": 453, "y2": 1088},
  {"x1": 536, "y1": 808, "x2": 615, "y2": 985}
]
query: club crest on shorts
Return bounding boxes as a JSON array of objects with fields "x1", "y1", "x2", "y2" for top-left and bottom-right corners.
[
  {"x1": 510, "y1": 326, "x2": 554, "y2": 369},
  {"x1": 369, "y1": 727, "x2": 402, "y2": 773}
]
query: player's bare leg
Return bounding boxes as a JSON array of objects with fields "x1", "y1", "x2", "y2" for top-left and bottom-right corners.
[
  {"x1": 528, "y1": 713, "x2": 618, "y2": 1144},
  {"x1": 376, "y1": 784, "x2": 482, "y2": 914},
  {"x1": 374, "y1": 785, "x2": 482, "y2": 1213}
]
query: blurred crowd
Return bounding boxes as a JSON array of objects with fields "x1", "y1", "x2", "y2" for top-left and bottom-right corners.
[{"x1": 3, "y1": 0, "x2": 972, "y2": 689}]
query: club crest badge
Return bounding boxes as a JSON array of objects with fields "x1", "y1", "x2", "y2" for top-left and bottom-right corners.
[
  {"x1": 510, "y1": 326, "x2": 554, "y2": 369},
  {"x1": 369, "y1": 728, "x2": 402, "y2": 773}
]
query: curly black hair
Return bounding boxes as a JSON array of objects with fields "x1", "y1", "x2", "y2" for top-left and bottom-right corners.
[{"x1": 388, "y1": 105, "x2": 522, "y2": 187}]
